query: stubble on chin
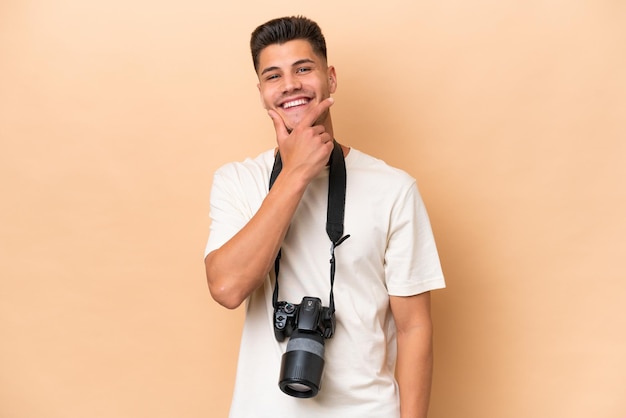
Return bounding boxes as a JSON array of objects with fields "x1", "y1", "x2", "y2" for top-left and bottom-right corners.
[{"x1": 279, "y1": 105, "x2": 330, "y2": 134}]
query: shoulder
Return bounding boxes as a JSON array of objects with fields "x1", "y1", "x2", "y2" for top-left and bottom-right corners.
[
  {"x1": 347, "y1": 148, "x2": 416, "y2": 189},
  {"x1": 213, "y1": 149, "x2": 276, "y2": 185}
]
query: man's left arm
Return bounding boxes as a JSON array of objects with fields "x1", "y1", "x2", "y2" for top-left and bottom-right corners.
[{"x1": 390, "y1": 291, "x2": 434, "y2": 418}]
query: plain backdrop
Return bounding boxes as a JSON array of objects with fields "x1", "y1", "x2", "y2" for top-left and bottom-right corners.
[{"x1": 1, "y1": 1, "x2": 625, "y2": 417}]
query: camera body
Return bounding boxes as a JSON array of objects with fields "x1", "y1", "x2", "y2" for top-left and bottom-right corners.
[
  {"x1": 274, "y1": 297, "x2": 335, "y2": 342},
  {"x1": 273, "y1": 296, "x2": 336, "y2": 398}
]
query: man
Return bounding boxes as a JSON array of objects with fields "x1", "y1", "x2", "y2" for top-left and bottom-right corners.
[{"x1": 205, "y1": 16, "x2": 445, "y2": 418}]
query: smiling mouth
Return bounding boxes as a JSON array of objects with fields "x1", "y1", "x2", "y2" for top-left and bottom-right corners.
[{"x1": 281, "y1": 98, "x2": 310, "y2": 109}]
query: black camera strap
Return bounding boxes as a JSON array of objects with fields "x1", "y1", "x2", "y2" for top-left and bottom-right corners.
[{"x1": 268, "y1": 141, "x2": 350, "y2": 316}]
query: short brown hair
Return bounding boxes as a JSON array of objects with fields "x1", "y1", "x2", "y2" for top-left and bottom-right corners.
[{"x1": 250, "y1": 16, "x2": 328, "y2": 73}]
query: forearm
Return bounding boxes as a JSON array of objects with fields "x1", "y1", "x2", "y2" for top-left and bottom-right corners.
[
  {"x1": 207, "y1": 98, "x2": 336, "y2": 309},
  {"x1": 206, "y1": 172, "x2": 308, "y2": 309}
]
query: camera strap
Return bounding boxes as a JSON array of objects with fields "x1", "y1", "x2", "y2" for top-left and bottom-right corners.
[{"x1": 268, "y1": 141, "x2": 350, "y2": 316}]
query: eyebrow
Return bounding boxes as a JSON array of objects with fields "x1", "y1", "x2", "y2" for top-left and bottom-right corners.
[{"x1": 260, "y1": 58, "x2": 317, "y2": 76}]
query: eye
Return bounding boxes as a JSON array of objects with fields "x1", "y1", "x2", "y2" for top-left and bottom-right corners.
[{"x1": 296, "y1": 67, "x2": 312, "y2": 74}]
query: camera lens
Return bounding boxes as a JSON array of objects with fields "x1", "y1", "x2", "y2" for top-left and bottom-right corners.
[
  {"x1": 285, "y1": 382, "x2": 311, "y2": 393},
  {"x1": 278, "y1": 331, "x2": 325, "y2": 398}
]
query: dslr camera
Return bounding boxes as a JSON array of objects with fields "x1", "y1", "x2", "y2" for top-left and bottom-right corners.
[{"x1": 273, "y1": 296, "x2": 336, "y2": 398}]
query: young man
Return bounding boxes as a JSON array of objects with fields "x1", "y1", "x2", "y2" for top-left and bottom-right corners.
[{"x1": 205, "y1": 16, "x2": 445, "y2": 418}]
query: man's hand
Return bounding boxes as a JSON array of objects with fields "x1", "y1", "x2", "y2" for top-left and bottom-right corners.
[
  {"x1": 206, "y1": 97, "x2": 337, "y2": 309},
  {"x1": 267, "y1": 97, "x2": 335, "y2": 184}
]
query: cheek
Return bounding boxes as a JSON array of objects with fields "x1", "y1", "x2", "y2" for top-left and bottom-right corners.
[
  {"x1": 259, "y1": 88, "x2": 278, "y2": 110},
  {"x1": 258, "y1": 84, "x2": 269, "y2": 108},
  {"x1": 259, "y1": 92, "x2": 271, "y2": 110}
]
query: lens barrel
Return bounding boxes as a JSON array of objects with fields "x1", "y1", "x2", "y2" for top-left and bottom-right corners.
[{"x1": 278, "y1": 331, "x2": 325, "y2": 398}]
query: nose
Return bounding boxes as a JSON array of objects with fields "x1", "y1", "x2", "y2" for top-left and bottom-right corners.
[{"x1": 281, "y1": 73, "x2": 302, "y2": 93}]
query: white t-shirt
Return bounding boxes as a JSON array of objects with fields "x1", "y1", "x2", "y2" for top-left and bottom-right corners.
[{"x1": 206, "y1": 148, "x2": 445, "y2": 418}]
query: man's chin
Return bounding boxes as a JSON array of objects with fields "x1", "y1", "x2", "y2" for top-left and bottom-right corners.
[
  {"x1": 281, "y1": 116, "x2": 300, "y2": 133},
  {"x1": 278, "y1": 107, "x2": 328, "y2": 132}
]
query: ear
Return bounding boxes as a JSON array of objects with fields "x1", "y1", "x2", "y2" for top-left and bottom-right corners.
[
  {"x1": 327, "y1": 66, "x2": 337, "y2": 94},
  {"x1": 257, "y1": 83, "x2": 267, "y2": 109}
]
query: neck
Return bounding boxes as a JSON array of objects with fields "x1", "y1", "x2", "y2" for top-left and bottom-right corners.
[{"x1": 325, "y1": 115, "x2": 350, "y2": 157}]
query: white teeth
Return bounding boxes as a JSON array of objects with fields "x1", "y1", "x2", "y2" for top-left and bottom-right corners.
[{"x1": 282, "y1": 99, "x2": 308, "y2": 109}]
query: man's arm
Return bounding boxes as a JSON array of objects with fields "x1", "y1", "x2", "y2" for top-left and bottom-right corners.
[
  {"x1": 205, "y1": 98, "x2": 335, "y2": 309},
  {"x1": 390, "y1": 291, "x2": 434, "y2": 418}
]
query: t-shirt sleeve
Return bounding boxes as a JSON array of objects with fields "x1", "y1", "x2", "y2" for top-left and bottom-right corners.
[
  {"x1": 204, "y1": 167, "x2": 253, "y2": 258},
  {"x1": 384, "y1": 181, "x2": 446, "y2": 296}
]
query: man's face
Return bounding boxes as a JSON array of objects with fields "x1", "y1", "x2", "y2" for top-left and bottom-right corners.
[{"x1": 257, "y1": 39, "x2": 337, "y2": 132}]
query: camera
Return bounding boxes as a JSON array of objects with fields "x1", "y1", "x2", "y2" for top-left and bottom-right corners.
[{"x1": 273, "y1": 296, "x2": 336, "y2": 398}]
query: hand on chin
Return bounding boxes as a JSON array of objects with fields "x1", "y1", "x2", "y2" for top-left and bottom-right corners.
[{"x1": 281, "y1": 112, "x2": 305, "y2": 133}]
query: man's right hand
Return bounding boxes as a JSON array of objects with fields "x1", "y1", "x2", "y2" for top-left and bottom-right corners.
[
  {"x1": 267, "y1": 97, "x2": 335, "y2": 185},
  {"x1": 207, "y1": 97, "x2": 336, "y2": 310}
]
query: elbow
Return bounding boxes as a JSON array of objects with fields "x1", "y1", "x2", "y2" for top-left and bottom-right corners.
[
  {"x1": 205, "y1": 253, "x2": 247, "y2": 309},
  {"x1": 208, "y1": 280, "x2": 246, "y2": 310}
]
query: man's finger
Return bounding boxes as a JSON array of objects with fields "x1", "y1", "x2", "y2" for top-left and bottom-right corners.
[
  {"x1": 311, "y1": 125, "x2": 326, "y2": 136},
  {"x1": 267, "y1": 109, "x2": 289, "y2": 140},
  {"x1": 301, "y1": 97, "x2": 334, "y2": 128}
]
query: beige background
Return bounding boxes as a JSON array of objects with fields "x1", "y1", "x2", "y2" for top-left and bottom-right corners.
[{"x1": 1, "y1": 1, "x2": 625, "y2": 417}]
